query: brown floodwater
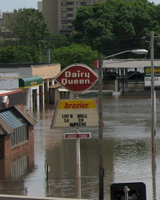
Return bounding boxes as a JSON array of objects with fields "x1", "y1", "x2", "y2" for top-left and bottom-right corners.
[{"x1": 1, "y1": 94, "x2": 160, "y2": 200}]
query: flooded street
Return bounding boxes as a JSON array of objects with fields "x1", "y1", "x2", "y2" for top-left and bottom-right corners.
[{"x1": 1, "y1": 94, "x2": 160, "y2": 200}]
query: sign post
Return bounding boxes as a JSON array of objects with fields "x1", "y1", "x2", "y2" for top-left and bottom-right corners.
[
  {"x1": 50, "y1": 63, "x2": 101, "y2": 199},
  {"x1": 98, "y1": 53, "x2": 104, "y2": 200},
  {"x1": 76, "y1": 135, "x2": 81, "y2": 199},
  {"x1": 65, "y1": 128, "x2": 91, "y2": 199}
]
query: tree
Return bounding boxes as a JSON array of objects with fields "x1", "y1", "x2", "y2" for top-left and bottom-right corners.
[
  {"x1": 0, "y1": 45, "x2": 39, "y2": 63},
  {"x1": 6, "y1": 8, "x2": 50, "y2": 46},
  {"x1": 50, "y1": 43, "x2": 98, "y2": 70},
  {"x1": 47, "y1": 33, "x2": 70, "y2": 49},
  {"x1": 72, "y1": 0, "x2": 160, "y2": 57}
]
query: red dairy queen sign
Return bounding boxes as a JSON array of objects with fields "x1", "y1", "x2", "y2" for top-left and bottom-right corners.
[{"x1": 55, "y1": 63, "x2": 98, "y2": 92}]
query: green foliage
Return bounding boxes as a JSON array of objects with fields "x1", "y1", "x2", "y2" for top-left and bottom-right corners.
[
  {"x1": 0, "y1": 45, "x2": 39, "y2": 63},
  {"x1": 47, "y1": 33, "x2": 70, "y2": 49},
  {"x1": 6, "y1": 8, "x2": 50, "y2": 46},
  {"x1": 72, "y1": 0, "x2": 160, "y2": 57},
  {"x1": 2, "y1": 0, "x2": 160, "y2": 64},
  {"x1": 50, "y1": 43, "x2": 98, "y2": 70}
]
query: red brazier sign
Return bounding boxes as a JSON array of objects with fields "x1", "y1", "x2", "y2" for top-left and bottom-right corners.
[{"x1": 55, "y1": 63, "x2": 98, "y2": 92}]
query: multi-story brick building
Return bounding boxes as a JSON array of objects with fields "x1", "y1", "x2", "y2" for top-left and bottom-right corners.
[{"x1": 42, "y1": 0, "x2": 106, "y2": 35}]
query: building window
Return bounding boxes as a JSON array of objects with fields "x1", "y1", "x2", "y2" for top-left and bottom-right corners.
[
  {"x1": 68, "y1": 13, "x2": 75, "y2": 17},
  {"x1": 81, "y1": 1, "x2": 95, "y2": 6},
  {"x1": 87, "y1": 1, "x2": 95, "y2": 5},
  {"x1": 81, "y1": 2, "x2": 86, "y2": 6},
  {"x1": 61, "y1": 2, "x2": 67, "y2": 6},
  {"x1": 62, "y1": 13, "x2": 68, "y2": 18},
  {"x1": 11, "y1": 155, "x2": 29, "y2": 179},
  {"x1": 67, "y1": 2, "x2": 74, "y2": 5},
  {"x1": 11, "y1": 124, "x2": 28, "y2": 147},
  {"x1": 74, "y1": 2, "x2": 81, "y2": 5},
  {"x1": 62, "y1": 20, "x2": 71, "y2": 24},
  {"x1": 0, "y1": 110, "x2": 28, "y2": 148},
  {"x1": 61, "y1": 26, "x2": 74, "y2": 31},
  {"x1": 60, "y1": 92, "x2": 69, "y2": 99},
  {"x1": 61, "y1": 8, "x2": 67, "y2": 12},
  {"x1": 68, "y1": 8, "x2": 74, "y2": 11}
]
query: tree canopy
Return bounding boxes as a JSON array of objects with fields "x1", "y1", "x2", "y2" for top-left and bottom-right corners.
[
  {"x1": 0, "y1": 45, "x2": 39, "y2": 63},
  {"x1": 1, "y1": 0, "x2": 160, "y2": 64},
  {"x1": 6, "y1": 8, "x2": 50, "y2": 46},
  {"x1": 50, "y1": 43, "x2": 98, "y2": 70},
  {"x1": 72, "y1": 0, "x2": 160, "y2": 57}
]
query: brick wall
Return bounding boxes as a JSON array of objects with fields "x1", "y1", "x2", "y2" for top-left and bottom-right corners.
[
  {"x1": 0, "y1": 135, "x2": 4, "y2": 159},
  {"x1": 10, "y1": 126, "x2": 34, "y2": 159},
  {"x1": 28, "y1": 126, "x2": 34, "y2": 170},
  {"x1": 0, "y1": 125, "x2": 35, "y2": 180}
]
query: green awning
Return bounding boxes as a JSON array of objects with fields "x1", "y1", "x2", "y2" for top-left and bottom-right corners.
[{"x1": 19, "y1": 76, "x2": 43, "y2": 89}]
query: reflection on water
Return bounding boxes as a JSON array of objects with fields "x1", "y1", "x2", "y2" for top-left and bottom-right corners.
[
  {"x1": 0, "y1": 150, "x2": 34, "y2": 195},
  {"x1": 1, "y1": 95, "x2": 160, "y2": 199}
]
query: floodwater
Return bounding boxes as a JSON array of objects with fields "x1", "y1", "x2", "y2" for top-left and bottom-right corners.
[{"x1": 1, "y1": 94, "x2": 160, "y2": 200}]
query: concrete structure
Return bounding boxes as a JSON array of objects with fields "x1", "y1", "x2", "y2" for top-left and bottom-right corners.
[
  {"x1": 0, "y1": 63, "x2": 61, "y2": 110},
  {"x1": 0, "y1": 63, "x2": 74, "y2": 110},
  {"x1": 0, "y1": 89, "x2": 23, "y2": 109},
  {"x1": 102, "y1": 59, "x2": 160, "y2": 69},
  {"x1": 49, "y1": 83, "x2": 73, "y2": 104},
  {"x1": 0, "y1": 105, "x2": 37, "y2": 181},
  {"x1": 0, "y1": 195, "x2": 89, "y2": 200},
  {"x1": 42, "y1": 0, "x2": 106, "y2": 35},
  {"x1": 94, "y1": 59, "x2": 160, "y2": 93},
  {"x1": 38, "y1": 1, "x2": 43, "y2": 12},
  {"x1": 0, "y1": 11, "x2": 14, "y2": 37}
]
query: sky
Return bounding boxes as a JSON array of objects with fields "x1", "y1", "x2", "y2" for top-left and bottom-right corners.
[
  {"x1": 0, "y1": 0, "x2": 40, "y2": 12},
  {"x1": 0, "y1": 0, "x2": 159, "y2": 12}
]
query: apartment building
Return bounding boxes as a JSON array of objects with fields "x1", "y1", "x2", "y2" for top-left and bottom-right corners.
[
  {"x1": 0, "y1": 11, "x2": 14, "y2": 37},
  {"x1": 42, "y1": 0, "x2": 105, "y2": 35}
]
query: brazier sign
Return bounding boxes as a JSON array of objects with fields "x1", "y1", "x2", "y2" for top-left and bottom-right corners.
[
  {"x1": 50, "y1": 99, "x2": 99, "y2": 128},
  {"x1": 55, "y1": 63, "x2": 98, "y2": 92}
]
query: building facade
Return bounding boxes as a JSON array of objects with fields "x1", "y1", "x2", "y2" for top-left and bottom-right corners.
[
  {"x1": 0, "y1": 63, "x2": 61, "y2": 110},
  {"x1": 0, "y1": 105, "x2": 37, "y2": 181},
  {"x1": 0, "y1": 11, "x2": 14, "y2": 37},
  {"x1": 42, "y1": 0, "x2": 106, "y2": 35},
  {"x1": 0, "y1": 63, "x2": 73, "y2": 110},
  {"x1": 0, "y1": 89, "x2": 23, "y2": 109}
]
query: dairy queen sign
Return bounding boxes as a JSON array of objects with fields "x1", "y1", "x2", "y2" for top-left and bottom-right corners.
[{"x1": 55, "y1": 63, "x2": 98, "y2": 92}]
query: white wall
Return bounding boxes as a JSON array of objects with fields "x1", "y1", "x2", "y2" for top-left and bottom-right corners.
[
  {"x1": 0, "y1": 79, "x2": 18, "y2": 89},
  {"x1": 0, "y1": 67, "x2": 32, "y2": 77},
  {"x1": 19, "y1": 67, "x2": 32, "y2": 77},
  {"x1": 0, "y1": 73, "x2": 19, "y2": 77}
]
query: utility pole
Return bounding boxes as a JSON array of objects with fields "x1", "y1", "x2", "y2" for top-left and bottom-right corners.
[
  {"x1": 98, "y1": 53, "x2": 104, "y2": 200},
  {"x1": 150, "y1": 31, "x2": 157, "y2": 200},
  {"x1": 151, "y1": 31, "x2": 156, "y2": 167}
]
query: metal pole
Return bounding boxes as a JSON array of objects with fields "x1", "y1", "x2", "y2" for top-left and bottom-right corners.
[
  {"x1": 151, "y1": 31, "x2": 157, "y2": 200},
  {"x1": 76, "y1": 138, "x2": 81, "y2": 178},
  {"x1": 151, "y1": 31, "x2": 156, "y2": 167},
  {"x1": 46, "y1": 48, "x2": 50, "y2": 63},
  {"x1": 76, "y1": 128, "x2": 81, "y2": 199},
  {"x1": 98, "y1": 53, "x2": 104, "y2": 200},
  {"x1": 76, "y1": 129, "x2": 81, "y2": 178},
  {"x1": 124, "y1": 186, "x2": 130, "y2": 200}
]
